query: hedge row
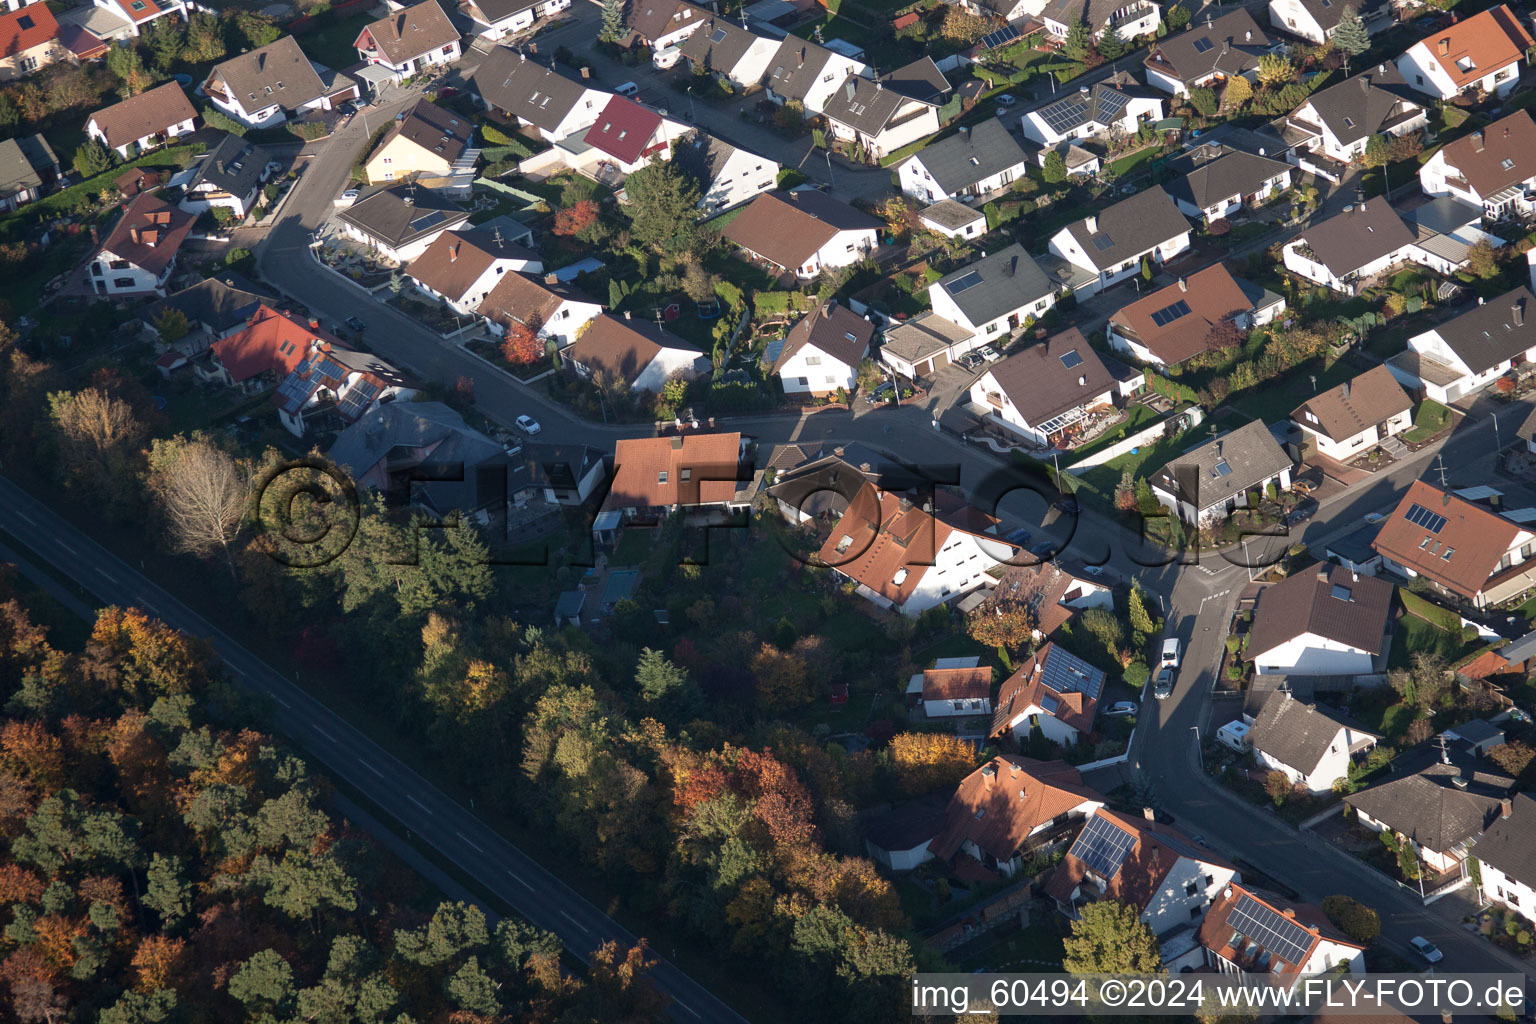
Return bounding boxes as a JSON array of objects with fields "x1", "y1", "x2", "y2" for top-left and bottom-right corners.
[{"x1": 1399, "y1": 590, "x2": 1463, "y2": 634}]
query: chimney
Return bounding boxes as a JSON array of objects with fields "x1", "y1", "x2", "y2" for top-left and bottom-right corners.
[
  {"x1": 833, "y1": 445, "x2": 845, "y2": 456},
  {"x1": 1502, "y1": 798, "x2": 1514, "y2": 819},
  {"x1": 1515, "y1": 301, "x2": 1525, "y2": 327},
  {"x1": 1342, "y1": 380, "x2": 1350, "y2": 400},
  {"x1": 1178, "y1": 277, "x2": 1187, "y2": 292},
  {"x1": 1438, "y1": 36, "x2": 1450, "y2": 55},
  {"x1": 581, "y1": 65, "x2": 590, "y2": 78},
  {"x1": 544, "y1": 272, "x2": 559, "y2": 285},
  {"x1": 1473, "y1": 130, "x2": 1485, "y2": 152},
  {"x1": 309, "y1": 318, "x2": 319, "y2": 329},
  {"x1": 1281, "y1": 908, "x2": 1296, "y2": 918},
  {"x1": 670, "y1": 436, "x2": 683, "y2": 449},
  {"x1": 1143, "y1": 807, "x2": 1156, "y2": 820},
  {"x1": 624, "y1": 310, "x2": 632, "y2": 319},
  {"x1": 449, "y1": 242, "x2": 459, "y2": 262},
  {"x1": 1316, "y1": 567, "x2": 1329, "y2": 581},
  {"x1": 129, "y1": 226, "x2": 140, "y2": 244},
  {"x1": 1085, "y1": 214, "x2": 1097, "y2": 233}
]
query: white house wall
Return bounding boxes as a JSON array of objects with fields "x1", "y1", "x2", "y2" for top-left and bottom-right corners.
[
  {"x1": 778, "y1": 348, "x2": 857, "y2": 395},
  {"x1": 1141, "y1": 857, "x2": 1240, "y2": 937},
  {"x1": 1269, "y1": 0, "x2": 1326, "y2": 43}
]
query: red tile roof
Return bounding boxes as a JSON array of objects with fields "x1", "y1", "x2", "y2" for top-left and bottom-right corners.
[
  {"x1": 606, "y1": 433, "x2": 743, "y2": 511},
  {"x1": 817, "y1": 483, "x2": 951, "y2": 608},
  {"x1": 1046, "y1": 808, "x2": 1235, "y2": 913},
  {"x1": 930, "y1": 756, "x2": 1102, "y2": 864},
  {"x1": 1197, "y1": 882, "x2": 1362, "y2": 977},
  {"x1": 211, "y1": 305, "x2": 332, "y2": 383},
  {"x1": 109, "y1": 0, "x2": 172, "y2": 24},
  {"x1": 0, "y1": 5, "x2": 57, "y2": 59},
  {"x1": 1437, "y1": 109, "x2": 1536, "y2": 199},
  {"x1": 922, "y1": 665, "x2": 992, "y2": 701},
  {"x1": 1371, "y1": 479, "x2": 1524, "y2": 600},
  {"x1": 98, "y1": 192, "x2": 192, "y2": 277},
  {"x1": 582, "y1": 95, "x2": 665, "y2": 166},
  {"x1": 1108, "y1": 263, "x2": 1262, "y2": 366},
  {"x1": 88, "y1": 81, "x2": 197, "y2": 151},
  {"x1": 1416, "y1": 5, "x2": 1533, "y2": 90}
]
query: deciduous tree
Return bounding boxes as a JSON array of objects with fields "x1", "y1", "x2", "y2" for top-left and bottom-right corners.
[
  {"x1": 500, "y1": 319, "x2": 543, "y2": 365},
  {"x1": 553, "y1": 199, "x2": 599, "y2": 237},
  {"x1": 887, "y1": 733, "x2": 975, "y2": 796},
  {"x1": 146, "y1": 435, "x2": 249, "y2": 572},
  {"x1": 1062, "y1": 900, "x2": 1162, "y2": 974}
]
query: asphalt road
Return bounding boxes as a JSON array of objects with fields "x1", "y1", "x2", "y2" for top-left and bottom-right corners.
[{"x1": 0, "y1": 477, "x2": 744, "y2": 1024}]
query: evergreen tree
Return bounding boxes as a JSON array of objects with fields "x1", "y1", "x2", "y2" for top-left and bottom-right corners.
[
  {"x1": 1127, "y1": 584, "x2": 1156, "y2": 636},
  {"x1": 624, "y1": 160, "x2": 702, "y2": 252},
  {"x1": 72, "y1": 139, "x2": 114, "y2": 179},
  {"x1": 1063, "y1": 19, "x2": 1093, "y2": 62},
  {"x1": 635, "y1": 648, "x2": 690, "y2": 704},
  {"x1": 1096, "y1": 23, "x2": 1126, "y2": 60},
  {"x1": 1332, "y1": 6, "x2": 1370, "y2": 56},
  {"x1": 600, "y1": 0, "x2": 625, "y2": 42},
  {"x1": 1042, "y1": 149, "x2": 1068, "y2": 183}
]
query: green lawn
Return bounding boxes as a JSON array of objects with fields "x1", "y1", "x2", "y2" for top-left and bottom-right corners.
[
  {"x1": 950, "y1": 918, "x2": 1066, "y2": 971},
  {"x1": 296, "y1": 15, "x2": 373, "y2": 71},
  {"x1": 1388, "y1": 608, "x2": 1474, "y2": 670},
  {"x1": 1222, "y1": 355, "x2": 1362, "y2": 427},
  {"x1": 1107, "y1": 145, "x2": 1162, "y2": 180},
  {"x1": 1066, "y1": 403, "x2": 1161, "y2": 463},
  {"x1": 1402, "y1": 399, "x2": 1452, "y2": 444}
]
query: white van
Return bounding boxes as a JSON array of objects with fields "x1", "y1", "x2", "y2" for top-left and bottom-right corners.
[
  {"x1": 615, "y1": 81, "x2": 639, "y2": 97},
  {"x1": 652, "y1": 45, "x2": 681, "y2": 69},
  {"x1": 1160, "y1": 637, "x2": 1181, "y2": 670}
]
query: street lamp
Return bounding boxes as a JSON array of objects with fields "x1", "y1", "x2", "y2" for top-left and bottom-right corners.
[
  {"x1": 824, "y1": 148, "x2": 835, "y2": 187},
  {"x1": 686, "y1": 85, "x2": 697, "y2": 122},
  {"x1": 1192, "y1": 726, "x2": 1204, "y2": 772}
]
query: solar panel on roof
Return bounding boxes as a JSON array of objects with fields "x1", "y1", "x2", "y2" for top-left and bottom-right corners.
[
  {"x1": 1060, "y1": 349, "x2": 1084, "y2": 369},
  {"x1": 1097, "y1": 91, "x2": 1129, "y2": 118},
  {"x1": 1069, "y1": 814, "x2": 1138, "y2": 879},
  {"x1": 1149, "y1": 299, "x2": 1192, "y2": 327},
  {"x1": 1405, "y1": 502, "x2": 1447, "y2": 533},
  {"x1": 1040, "y1": 648, "x2": 1104, "y2": 700},
  {"x1": 711, "y1": 27, "x2": 726, "y2": 41},
  {"x1": 1227, "y1": 895, "x2": 1315, "y2": 966},
  {"x1": 946, "y1": 270, "x2": 984, "y2": 294},
  {"x1": 980, "y1": 24, "x2": 1021, "y2": 49},
  {"x1": 337, "y1": 378, "x2": 381, "y2": 419},
  {"x1": 1192, "y1": 36, "x2": 1214, "y2": 53},
  {"x1": 410, "y1": 210, "x2": 448, "y2": 233},
  {"x1": 1040, "y1": 98, "x2": 1090, "y2": 133}
]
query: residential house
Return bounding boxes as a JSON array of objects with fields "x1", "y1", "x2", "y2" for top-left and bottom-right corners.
[
  {"x1": 670, "y1": 132, "x2": 780, "y2": 216},
  {"x1": 1371, "y1": 479, "x2": 1536, "y2": 608},
  {"x1": 761, "y1": 441, "x2": 884, "y2": 524},
  {"x1": 143, "y1": 274, "x2": 275, "y2": 351},
  {"x1": 202, "y1": 36, "x2": 359, "y2": 129},
  {"x1": 364, "y1": 99, "x2": 474, "y2": 184},
  {"x1": 581, "y1": 95, "x2": 687, "y2": 176},
  {"x1": 1281, "y1": 199, "x2": 1417, "y2": 295},
  {"x1": 405, "y1": 228, "x2": 541, "y2": 315},
  {"x1": 1280, "y1": 66, "x2": 1426, "y2": 179},
  {"x1": 1040, "y1": 0, "x2": 1161, "y2": 43},
  {"x1": 821, "y1": 58, "x2": 948, "y2": 162},
  {"x1": 1388, "y1": 286, "x2": 1536, "y2": 403},
  {"x1": 1022, "y1": 72, "x2": 1164, "y2": 148},
  {"x1": 85, "y1": 81, "x2": 197, "y2": 159},
  {"x1": 88, "y1": 193, "x2": 193, "y2": 298},
  {"x1": 336, "y1": 184, "x2": 471, "y2": 263},
  {"x1": 1164, "y1": 142, "x2": 1293, "y2": 223},
  {"x1": 1397, "y1": 4, "x2": 1532, "y2": 102},
  {"x1": 990, "y1": 641, "x2": 1106, "y2": 747},
  {"x1": 460, "y1": 0, "x2": 571, "y2": 42},
  {"x1": 1469, "y1": 794, "x2": 1535, "y2": 924},
  {"x1": 622, "y1": 0, "x2": 709, "y2": 52},
  {"x1": 1107, "y1": 263, "x2": 1285, "y2": 367},
  {"x1": 816, "y1": 480, "x2": 1019, "y2": 616},
  {"x1": 1199, "y1": 884, "x2": 1367, "y2": 980},
  {"x1": 1291, "y1": 363, "x2": 1413, "y2": 461},
  {"x1": 761, "y1": 37, "x2": 868, "y2": 115},
  {"x1": 1048, "y1": 808, "x2": 1240, "y2": 935},
  {"x1": 1443, "y1": 719, "x2": 1506, "y2": 758},
  {"x1": 879, "y1": 312, "x2": 977, "y2": 379},
  {"x1": 1046, "y1": 186, "x2": 1192, "y2": 297},
  {"x1": 1144, "y1": 9, "x2": 1273, "y2": 96},
  {"x1": 969, "y1": 328, "x2": 1116, "y2": 447},
  {"x1": 354, "y1": 0, "x2": 461, "y2": 82},
  {"x1": 917, "y1": 199, "x2": 987, "y2": 239},
  {"x1": 176, "y1": 134, "x2": 273, "y2": 219},
  {"x1": 273, "y1": 342, "x2": 417, "y2": 438},
  {"x1": 326, "y1": 400, "x2": 502, "y2": 501},
  {"x1": 1248, "y1": 690, "x2": 1380, "y2": 792},
  {"x1": 500, "y1": 442, "x2": 607, "y2": 508},
  {"x1": 721, "y1": 188, "x2": 879, "y2": 278},
  {"x1": 928, "y1": 756, "x2": 1104, "y2": 878},
  {"x1": 984, "y1": 561, "x2": 1115, "y2": 641},
  {"x1": 477, "y1": 271, "x2": 602, "y2": 346},
  {"x1": 1269, "y1": 0, "x2": 1388, "y2": 46},
  {"x1": 1247, "y1": 566, "x2": 1393, "y2": 677},
  {"x1": 0, "y1": 133, "x2": 57, "y2": 213},
  {"x1": 1420, "y1": 110, "x2": 1536, "y2": 221},
  {"x1": 470, "y1": 49, "x2": 610, "y2": 143},
  {"x1": 0, "y1": 4, "x2": 61, "y2": 80},
  {"x1": 89, "y1": 0, "x2": 184, "y2": 39},
  {"x1": 201, "y1": 305, "x2": 331, "y2": 389},
  {"x1": 771, "y1": 299, "x2": 874, "y2": 397},
  {"x1": 863, "y1": 792, "x2": 950, "y2": 872},
  {"x1": 1345, "y1": 756, "x2": 1514, "y2": 876},
  {"x1": 897, "y1": 120, "x2": 1029, "y2": 204},
  {"x1": 912, "y1": 657, "x2": 993, "y2": 718},
  {"x1": 562, "y1": 312, "x2": 710, "y2": 392},
  {"x1": 929, "y1": 243, "x2": 1057, "y2": 345},
  {"x1": 1150, "y1": 419, "x2": 1293, "y2": 525},
  {"x1": 56, "y1": 22, "x2": 108, "y2": 61},
  {"x1": 677, "y1": 17, "x2": 779, "y2": 90},
  {"x1": 599, "y1": 433, "x2": 748, "y2": 528}
]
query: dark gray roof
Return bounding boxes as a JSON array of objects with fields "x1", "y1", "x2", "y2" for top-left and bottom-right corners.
[
  {"x1": 1041, "y1": 0, "x2": 1140, "y2": 29},
  {"x1": 902, "y1": 119, "x2": 1027, "y2": 195},
  {"x1": 822, "y1": 75, "x2": 915, "y2": 136},
  {"x1": 1164, "y1": 144, "x2": 1291, "y2": 211},
  {"x1": 1186, "y1": 121, "x2": 1290, "y2": 158},
  {"x1": 1245, "y1": 565, "x2": 1393, "y2": 659},
  {"x1": 1403, "y1": 195, "x2": 1483, "y2": 236},
  {"x1": 499, "y1": 441, "x2": 606, "y2": 497},
  {"x1": 985, "y1": 327, "x2": 1116, "y2": 426},
  {"x1": 920, "y1": 198, "x2": 985, "y2": 231},
  {"x1": 934, "y1": 243, "x2": 1054, "y2": 327},
  {"x1": 469, "y1": 0, "x2": 537, "y2": 24},
  {"x1": 1032, "y1": 71, "x2": 1157, "y2": 139},
  {"x1": 471, "y1": 49, "x2": 596, "y2": 132},
  {"x1": 1345, "y1": 761, "x2": 1514, "y2": 853},
  {"x1": 764, "y1": 38, "x2": 838, "y2": 103},
  {"x1": 187, "y1": 133, "x2": 270, "y2": 200},
  {"x1": 327, "y1": 400, "x2": 505, "y2": 511},
  {"x1": 1446, "y1": 719, "x2": 1504, "y2": 745},
  {"x1": 677, "y1": 16, "x2": 760, "y2": 73},
  {"x1": 1469, "y1": 794, "x2": 1536, "y2": 886},
  {"x1": 1426, "y1": 286, "x2": 1536, "y2": 376},
  {"x1": 880, "y1": 56, "x2": 949, "y2": 103},
  {"x1": 1152, "y1": 419, "x2": 1293, "y2": 510},
  {"x1": 1499, "y1": 628, "x2": 1536, "y2": 664},
  {"x1": 765, "y1": 447, "x2": 885, "y2": 519},
  {"x1": 144, "y1": 274, "x2": 276, "y2": 333},
  {"x1": 864, "y1": 791, "x2": 950, "y2": 853},
  {"x1": 1324, "y1": 522, "x2": 1383, "y2": 568},
  {"x1": 1063, "y1": 186, "x2": 1191, "y2": 271},
  {"x1": 1291, "y1": 200, "x2": 1415, "y2": 277},
  {"x1": 1145, "y1": 8, "x2": 1271, "y2": 84},
  {"x1": 0, "y1": 133, "x2": 56, "y2": 201},
  {"x1": 1249, "y1": 692, "x2": 1358, "y2": 774},
  {"x1": 337, "y1": 184, "x2": 469, "y2": 247},
  {"x1": 1298, "y1": 65, "x2": 1423, "y2": 148}
]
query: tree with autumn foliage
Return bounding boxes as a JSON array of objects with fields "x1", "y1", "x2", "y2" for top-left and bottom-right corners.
[
  {"x1": 966, "y1": 600, "x2": 1037, "y2": 653},
  {"x1": 500, "y1": 317, "x2": 544, "y2": 365},
  {"x1": 553, "y1": 199, "x2": 600, "y2": 238},
  {"x1": 887, "y1": 732, "x2": 976, "y2": 796}
]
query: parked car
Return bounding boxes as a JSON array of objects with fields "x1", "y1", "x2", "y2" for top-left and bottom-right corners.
[
  {"x1": 1004, "y1": 527, "x2": 1032, "y2": 545},
  {"x1": 345, "y1": 316, "x2": 366, "y2": 331},
  {"x1": 1161, "y1": 637, "x2": 1181, "y2": 670},
  {"x1": 1409, "y1": 937, "x2": 1443, "y2": 964},
  {"x1": 864, "y1": 381, "x2": 896, "y2": 404},
  {"x1": 653, "y1": 45, "x2": 682, "y2": 69},
  {"x1": 1153, "y1": 667, "x2": 1174, "y2": 700},
  {"x1": 436, "y1": 85, "x2": 458, "y2": 99},
  {"x1": 1052, "y1": 497, "x2": 1080, "y2": 515},
  {"x1": 995, "y1": 93, "x2": 1016, "y2": 106},
  {"x1": 515, "y1": 415, "x2": 541, "y2": 435},
  {"x1": 615, "y1": 81, "x2": 639, "y2": 97},
  {"x1": 1080, "y1": 564, "x2": 1104, "y2": 577},
  {"x1": 335, "y1": 189, "x2": 360, "y2": 206},
  {"x1": 1363, "y1": 512, "x2": 1385, "y2": 524},
  {"x1": 977, "y1": 344, "x2": 1002, "y2": 363},
  {"x1": 1286, "y1": 497, "x2": 1319, "y2": 527},
  {"x1": 1103, "y1": 701, "x2": 1137, "y2": 718},
  {"x1": 1028, "y1": 541, "x2": 1055, "y2": 558},
  {"x1": 958, "y1": 351, "x2": 985, "y2": 370}
]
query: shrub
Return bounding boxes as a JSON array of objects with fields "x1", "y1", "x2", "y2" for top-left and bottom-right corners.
[{"x1": 202, "y1": 107, "x2": 248, "y2": 137}]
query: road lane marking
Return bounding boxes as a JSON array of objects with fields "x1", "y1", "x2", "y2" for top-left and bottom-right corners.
[
  {"x1": 359, "y1": 759, "x2": 383, "y2": 778},
  {"x1": 272, "y1": 694, "x2": 291, "y2": 708},
  {"x1": 315, "y1": 726, "x2": 336, "y2": 742},
  {"x1": 97, "y1": 568, "x2": 117, "y2": 584},
  {"x1": 507, "y1": 870, "x2": 532, "y2": 889},
  {"x1": 559, "y1": 910, "x2": 588, "y2": 934},
  {"x1": 14, "y1": 511, "x2": 34, "y2": 526},
  {"x1": 675, "y1": 1001, "x2": 701, "y2": 1019},
  {"x1": 456, "y1": 831, "x2": 485, "y2": 853},
  {"x1": 56, "y1": 541, "x2": 76, "y2": 555},
  {"x1": 408, "y1": 794, "x2": 433, "y2": 815}
]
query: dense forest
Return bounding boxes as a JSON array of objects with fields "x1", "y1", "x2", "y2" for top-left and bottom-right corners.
[{"x1": 0, "y1": 577, "x2": 671, "y2": 1023}]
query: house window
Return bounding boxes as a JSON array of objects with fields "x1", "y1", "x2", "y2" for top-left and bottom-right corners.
[
  {"x1": 1185, "y1": 880, "x2": 1199, "y2": 897},
  {"x1": 805, "y1": 355, "x2": 821, "y2": 366},
  {"x1": 658, "y1": 471, "x2": 668, "y2": 483},
  {"x1": 112, "y1": 277, "x2": 135, "y2": 288},
  {"x1": 109, "y1": 259, "x2": 130, "y2": 270},
  {"x1": 442, "y1": 45, "x2": 454, "y2": 54},
  {"x1": 1189, "y1": 906, "x2": 1202, "y2": 919},
  {"x1": 797, "y1": 376, "x2": 809, "y2": 385},
  {"x1": 1512, "y1": 893, "x2": 1522, "y2": 906},
  {"x1": 679, "y1": 468, "x2": 691, "y2": 482}
]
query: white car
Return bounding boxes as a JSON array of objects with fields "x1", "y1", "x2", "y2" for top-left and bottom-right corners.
[
  {"x1": 335, "y1": 189, "x2": 360, "y2": 206},
  {"x1": 977, "y1": 344, "x2": 1003, "y2": 363},
  {"x1": 652, "y1": 45, "x2": 681, "y2": 69},
  {"x1": 515, "y1": 415, "x2": 541, "y2": 435},
  {"x1": 1161, "y1": 637, "x2": 1181, "y2": 670},
  {"x1": 1409, "y1": 936, "x2": 1442, "y2": 963},
  {"x1": 1103, "y1": 701, "x2": 1137, "y2": 718}
]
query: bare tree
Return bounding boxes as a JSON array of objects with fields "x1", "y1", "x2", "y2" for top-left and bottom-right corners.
[
  {"x1": 47, "y1": 387, "x2": 146, "y2": 513},
  {"x1": 147, "y1": 436, "x2": 250, "y2": 575}
]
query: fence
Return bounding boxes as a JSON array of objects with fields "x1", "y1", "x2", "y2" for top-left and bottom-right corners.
[
  {"x1": 1074, "y1": 727, "x2": 1134, "y2": 772},
  {"x1": 1065, "y1": 415, "x2": 1176, "y2": 473}
]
